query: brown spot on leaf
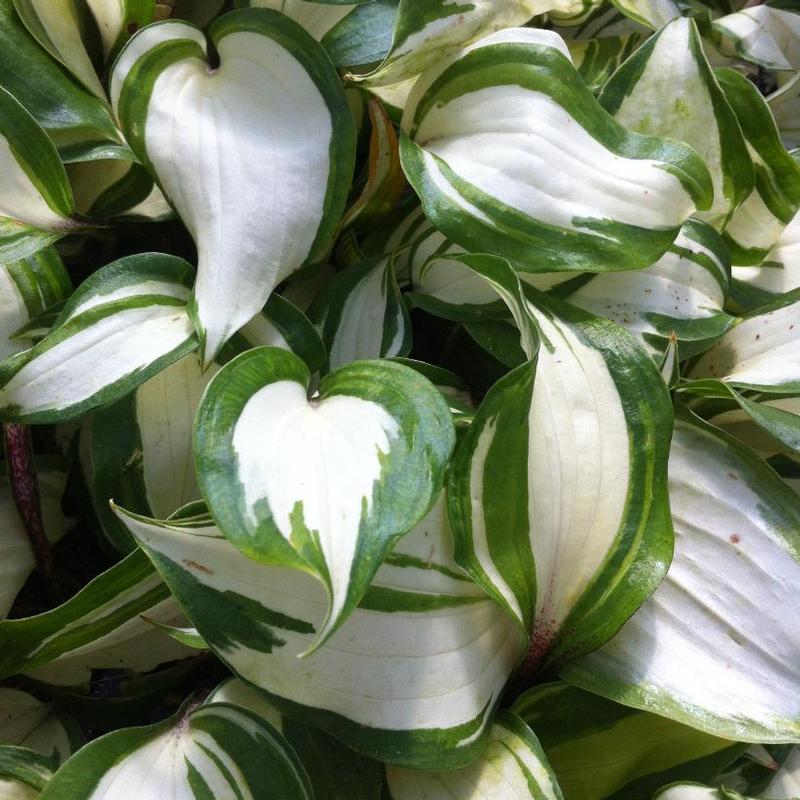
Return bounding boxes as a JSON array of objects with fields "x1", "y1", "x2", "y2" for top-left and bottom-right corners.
[
  {"x1": 729, "y1": 534, "x2": 741, "y2": 544},
  {"x1": 183, "y1": 559, "x2": 213, "y2": 575}
]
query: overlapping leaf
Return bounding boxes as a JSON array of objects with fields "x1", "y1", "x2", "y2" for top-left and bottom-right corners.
[
  {"x1": 401, "y1": 28, "x2": 713, "y2": 273},
  {"x1": 0, "y1": 254, "x2": 197, "y2": 423},
  {"x1": 448, "y1": 255, "x2": 673, "y2": 674},
  {"x1": 193, "y1": 347, "x2": 454, "y2": 646},
  {"x1": 563, "y1": 412, "x2": 800, "y2": 742},
  {"x1": 110, "y1": 8, "x2": 356, "y2": 364},
  {"x1": 115, "y1": 495, "x2": 523, "y2": 770}
]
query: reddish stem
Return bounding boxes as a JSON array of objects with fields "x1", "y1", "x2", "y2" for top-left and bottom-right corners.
[{"x1": 3, "y1": 423, "x2": 62, "y2": 604}]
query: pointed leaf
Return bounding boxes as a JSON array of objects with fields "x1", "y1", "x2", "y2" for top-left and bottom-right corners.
[
  {"x1": 194, "y1": 346, "x2": 454, "y2": 646},
  {"x1": 111, "y1": 9, "x2": 356, "y2": 364},
  {"x1": 0, "y1": 0, "x2": 116, "y2": 138},
  {"x1": 599, "y1": 17, "x2": 752, "y2": 227},
  {"x1": 114, "y1": 495, "x2": 523, "y2": 770},
  {"x1": 0, "y1": 248, "x2": 71, "y2": 361},
  {"x1": 400, "y1": 28, "x2": 713, "y2": 273},
  {"x1": 0, "y1": 87, "x2": 78, "y2": 257},
  {"x1": 450, "y1": 284, "x2": 673, "y2": 674},
  {"x1": 717, "y1": 68, "x2": 800, "y2": 266},
  {"x1": 309, "y1": 256, "x2": 411, "y2": 371},
  {"x1": 0, "y1": 548, "x2": 192, "y2": 683},
  {"x1": 12, "y1": 0, "x2": 106, "y2": 98},
  {"x1": 562, "y1": 413, "x2": 800, "y2": 742}
]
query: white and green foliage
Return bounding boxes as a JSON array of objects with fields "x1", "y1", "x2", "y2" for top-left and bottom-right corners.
[
  {"x1": 512, "y1": 682, "x2": 743, "y2": 800},
  {"x1": 0, "y1": 253, "x2": 197, "y2": 422},
  {"x1": 1, "y1": 0, "x2": 800, "y2": 796},
  {"x1": 110, "y1": 8, "x2": 356, "y2": 365},
  {"x1": 114, "y1": 495, "x2": 523, "y2": 770},
  {"x1": 400, "y1": 27, "x2": 713, "y2": 274},
  {"x1": 599, "y1": 16, "x2": 752, "y2": 227},
  {"x1": 37, "y1": 701, "x2": 313, "y2": 799},
  {"x1": 563, "y1": 414, "x2": 800, "y2": 742},
  {"x1": 193, "y1": 348, "x2": 455, "y2": 645}
]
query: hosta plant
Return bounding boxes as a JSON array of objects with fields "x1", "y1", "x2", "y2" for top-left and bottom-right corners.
[{"x1": 0, "y1": 0, "x2": 799, "y2": 798}]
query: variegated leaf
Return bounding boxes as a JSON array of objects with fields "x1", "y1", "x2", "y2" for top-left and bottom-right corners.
[
  {"x1": 110, "y1": 9, "x2": 356, "y2": 365},
  {"x1": 89, "y1": 292, "x2": 323, "y2": 553},
  {"x1": 512, "y1": 682, "x2": 742, "y2": 800},
  {"x1": 386, "y1": 711, "x2": 565, "y2": 800},
  {"x1": 400, "y1": 28, "x2": 713, "y2": 274},
  {"x1": 235, "y1": 0, "x2": 363, "y2": 45},
  {"x1": 562, "y1": 412, "x2": 800, "y2": 742},
  {"x1": 205, "y1": 678, "x2": 387, "y2": 800},
  {"x1": 0, "y1": 746, "x2": 54, "y2": 798},
  {"x1": 350, "y1": 0, "x2": 549, "y2": 86},
  {"x1": 0, "y1": 254, "x2": 197, "y2": 423},
  {"x1": 713, "y1": 6, "x2": 800, "y2": 72},
  {"x1": 37, "y1": 703, "x2": 313, "y2": 800},
  {"x1": 0, "y1": 0, "x2": 116, "y2": 140},
  {"x1": 733, "y1": 199, "x2": 800, "y2": 299},
  {"x1": 114, "y1": 495, "x2": 523, "y2": 770},
  {"x1": 599, "y1": 17, "x2": 752, "y2": 227},
  {"x1": 309, "y1": 256, "x2": 411, "y2": 371},
  {"x1": 84, "y1": 0, "x2": 156, "y2": 60},
  {"x1": 12, "y1": 0, "x2": 105, "y2": 98},
  {"x1": 567, "y1": 31, "x2": 645, "y2": 95},
  {"x1": 0, "y1": 689, "x2": 82, "y2": 765},
  {"x1": 0, "y1": 548, "x2": 192, "y2": 684},
  {"x1": 194, "y1": 346, "x2": 454, "y2": 647},
  {"x1": 610, "y1": 0, "x2": 679, "y2": 29},
  {"x1": 565, "y1": 220, "x2": 734, "y2": 357},
  {"x1": 449, "y1": 256, "x2": 673, "y2": 675},
  {"x1": 0, "y1": 247, "x2": 71, "y2": 363},
  {"x1": 0, "y1": 88, "x2": 79, "y2": 262},
  {"x1": 689, "y1": 290, "x2": 800, "y2": 393},
  {"x1": 717, "y1": 68, "x2": 800, "y2": 266}
]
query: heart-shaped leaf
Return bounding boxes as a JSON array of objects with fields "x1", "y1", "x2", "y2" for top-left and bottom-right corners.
[
  {"x1": 194, "y1": 346, "x2": 455, "y2": 646},
  {"x1": 111, "y1": 9, "x2": 356, "y2": 364}
]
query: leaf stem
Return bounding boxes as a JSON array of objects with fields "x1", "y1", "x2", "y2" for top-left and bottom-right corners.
[{"x1": 3, "y1": 423, "x2": 63, "y2": 605}]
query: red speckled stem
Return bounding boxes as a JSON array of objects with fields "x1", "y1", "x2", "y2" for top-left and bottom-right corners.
[{"x1": 3, "y1": 423, "x2": 62, "y2": 603}]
